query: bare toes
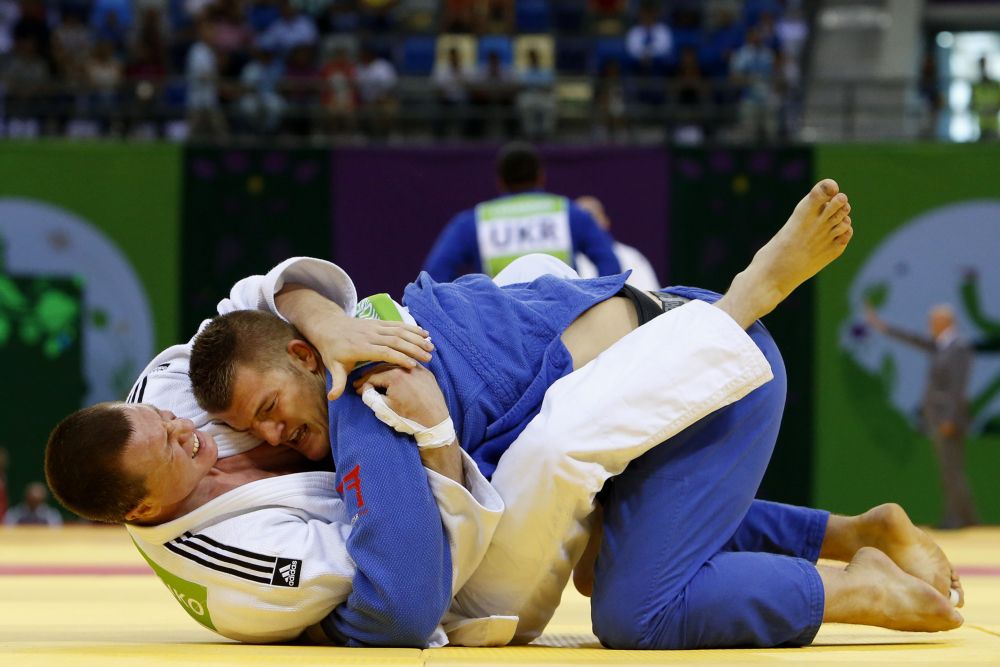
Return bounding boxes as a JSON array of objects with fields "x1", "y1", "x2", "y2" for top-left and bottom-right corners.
[
  {"x1": 834, "y1": 226, "x2": 854, "y2": 245},
  {"x1": 820, "y1": 178, "x2": 839, "y2": 197}
]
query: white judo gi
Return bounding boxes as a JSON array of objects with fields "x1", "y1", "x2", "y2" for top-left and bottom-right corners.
[{"x1": 124, "y1": 256, "x2": 772, "y2": 646}]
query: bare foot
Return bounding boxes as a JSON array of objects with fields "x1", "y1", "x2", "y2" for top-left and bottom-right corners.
[
  {"x1": 863, "y1": 503, "x2": 963, "y2": 606},
  {"x1": 717, "y1": 179, "x2": 852, "y2": 328},
  {"x1": 824, "y1": 547, "x2": 963, "y2": 632}
]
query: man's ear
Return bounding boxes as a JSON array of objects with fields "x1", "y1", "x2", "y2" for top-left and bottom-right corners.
[
  {"x1": 125, "y1": 499, "x2": 158, "y2": 524},
  {"x1": 287, "y1": 339, "x2": 319, "y2": 372}
]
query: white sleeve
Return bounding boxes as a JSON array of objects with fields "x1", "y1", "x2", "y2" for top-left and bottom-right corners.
[
  {"x1": 454, "y1": 300, "x2": 774, "y2": 641},
  {"x1": 492, "y1": 253, "x2": 580, "y2": 286},
  {"x1": 424, "y1": 450, "x2": 504, "y2": 593},
  {"x1": 194, "y1": 510, "x2": 356, "y2": 644},
  {"x1": 217, "y1": 257, "x2": 358, "y2": 321}
]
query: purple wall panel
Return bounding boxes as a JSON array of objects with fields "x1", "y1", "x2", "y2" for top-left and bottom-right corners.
[{"x1": 331, "y1": 146, "x2": 670, "y2": 298}]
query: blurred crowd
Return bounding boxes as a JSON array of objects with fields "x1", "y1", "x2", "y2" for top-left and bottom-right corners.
[{"x1": 0, "y1": 0, "x2": 808, "y2": 142}]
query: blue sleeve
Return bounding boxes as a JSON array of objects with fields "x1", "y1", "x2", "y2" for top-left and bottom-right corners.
[
  {"x1": 569, "y1": 205, "x2": 621, "y2": 276},
  {"x1": 422, "y1": 210, "x2": 479, "y2": 282},
  {"x1": 319, "y1": 393, "x2": 452, "y2": 647}
]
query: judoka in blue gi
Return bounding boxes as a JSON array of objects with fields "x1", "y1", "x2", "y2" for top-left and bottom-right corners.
[
  {"x1": 46, "y1": 179, "x2": 963, "y2": 649},
  {"x1": 422, "y1": 142, "x2": 622, "y2": 281},
  {"x1": 191, "y1": 179, "x2": 963, "y2": 647}
]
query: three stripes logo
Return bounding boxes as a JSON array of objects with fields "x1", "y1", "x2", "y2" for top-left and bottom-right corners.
[{"x1": 167, "y1": 532, "x2": 302, "y2": 588}]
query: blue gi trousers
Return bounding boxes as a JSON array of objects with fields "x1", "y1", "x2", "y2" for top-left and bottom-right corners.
[{"x1": 591, "y1": 287, "x2": 828, "y2": 649}]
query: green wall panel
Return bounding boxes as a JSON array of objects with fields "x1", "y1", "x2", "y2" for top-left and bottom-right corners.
[
  {"x1": 0, "y1": 142, "x2": 182, "y2": 508},
  {"x1": 814, "y1": 144, "x2": 1000, "y2": 524}
]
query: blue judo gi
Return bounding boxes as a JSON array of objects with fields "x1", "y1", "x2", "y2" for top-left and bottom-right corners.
[
  {"x1": 329, "y1": 273, "x2": 828, "y2": 649},
  {"x1": 591, "y1": 286, "x2": 828, "y2": 650}
]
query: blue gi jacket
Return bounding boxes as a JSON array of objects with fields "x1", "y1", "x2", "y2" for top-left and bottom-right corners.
[
  {"x1": 422, "y1": 193, "x2": 622, "y2": 281},
  {"x1": 323, "y1": 270, "x2": 628, "y2": 646}
]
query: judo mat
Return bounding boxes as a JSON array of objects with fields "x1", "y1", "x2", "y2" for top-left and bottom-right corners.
[{"x1": 2, "y1": 525, "x2": 999, "y2": 666}]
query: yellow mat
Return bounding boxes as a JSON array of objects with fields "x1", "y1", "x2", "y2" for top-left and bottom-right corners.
[{"x1": 2, "y1": 526, "x2": 999, "y2": 666}]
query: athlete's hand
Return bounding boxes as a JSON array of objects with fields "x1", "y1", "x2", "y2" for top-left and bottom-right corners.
[
  {"x1": 355, "y1": 364, "x2": 464, "y2": 486},
  {"x1": 275, "y1": 286, "x2": 434, "y2": 400},
  {"x1": 317, "y1": 316, "x2": 434, "y2": 401},
  {"x1": 353, "y1": 363, "x2": 450, "y2": 427}
]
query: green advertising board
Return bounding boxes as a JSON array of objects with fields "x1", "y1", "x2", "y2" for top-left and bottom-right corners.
[
  {"x1": 0, "y1": 143, "x2": 181, "y2": 509},
  {"x1": 814, "y1": 145, "x2": 1000, "y2": 524}
]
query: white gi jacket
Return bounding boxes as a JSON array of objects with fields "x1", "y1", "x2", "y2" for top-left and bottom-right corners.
[
  {"x1": 125, "y1": 256, "x2": 773, "y2": 647},
  {"x1": 125, "y1": 258, "x2": 504, "y2": 646}
]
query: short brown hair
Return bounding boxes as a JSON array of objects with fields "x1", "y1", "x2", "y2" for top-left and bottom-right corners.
[
  {"x1": 189, "y1": 310, "x2": 299, "y2": 413},
  {"x1": 44, "y1": 402, "x2": 147, "y2": 524}
]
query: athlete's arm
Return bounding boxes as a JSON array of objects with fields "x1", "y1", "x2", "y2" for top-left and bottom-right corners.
[
  {"x1": 422, "y1": 211, "x2": 479, "y2": 282},
  {"x1": 319, "y1": 395, "x2": 453, "y2": 647},
  {"x1": 276, "y1": 285, "x2": 434, "y2": 400},
  {"x1": 353, "y1": 363, "x2": 464, "y2": 486}
]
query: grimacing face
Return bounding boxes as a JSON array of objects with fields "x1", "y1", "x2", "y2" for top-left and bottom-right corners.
[
  {"x1": 120, "y1": 404, "x2": 219, "y2": 521},
  {"x1": 214, "y1": 346, "x2": 331, "y2": 461}
]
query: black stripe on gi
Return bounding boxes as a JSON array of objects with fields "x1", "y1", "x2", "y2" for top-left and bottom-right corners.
[
  {"x1": 181, "y1": 532, "x2": 277, "y2": 564},
  {"x1": 164, "y1": 543, "x2": 272, "y2": 585}
]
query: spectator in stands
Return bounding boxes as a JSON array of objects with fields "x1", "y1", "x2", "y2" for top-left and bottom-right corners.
[
  {"x1": 1, "y1": 35, "x2": 51, "y2": 135},
  {"x1": 432, "y1": 45, "x2": 472, "y2": 138},
  {"x1": 775, "y1": 2, "x2": 808, "y2": 66},
  {"x1": 238, "y1": 40, "x2": 284, "y2": 134},
  {"x1": 593, "y1": 58, "x2": 627, "y2": 142},
  {"x1": 129, "y1": 6, "x2": 168, "y2": 64},
  {"x1": 91, "y1": 0, "x2": 134, "y2": 54},
  {"x1": 574, "y1": 195, "x2": 660, "y2": 291},
  {"x1": 52, "y1": 8, "x2": 92, "y2": 90},
  {"x1": 470, "y1": 49, "x2": 516, "y2": 138},
  {"x1": 672, "y1": 45, "x2": 709, "y2": 144},
  {"x1": 85, "y1": 39, "x2": 123, "y2": 126},
  {"x1": 704, "y1": 5, "x2": 743, "y2": 79},
  {"x1": 258, "y1": 0, "x2": 318, "y2": 59},
  {"x1": 282, "y1": 43, "x2": 320, "y2": 135},
  {"x1": 516, "y1": 46, "x2": 556, "y2": 141},
  {"x1": 186, "y1": 18, "x2": 227, "y2": 138},
  {"x1": 423, "y1": 142, "x2": 620, "y2": 281},
  {"x1": 730, "y1": 24, "x2": 777, "y2": 141},
  {"x1": 13, "y1": 1, "x2": 51, "y2": 66},
  {"x1": 625, "y1": 1, "x2": 672, "y2": 76},
  {"x1": 355, "y1": 44, "x2": 397, "y2": 138},
  {"x1": 319, "y1": 44, "x2": 357, "y2": 136},
  {"x1": 0, "y1": 0, "x2": 18, "y2": 57},
  {"x1": 207, "y1": 0, "x2": 253, "y2": 73},
  {"x1": 4, "y1": 481, "x2": 63, "y2": 527},
  {"x1": 971, "y1": 56, "x2": 1000, "y2": 142},
  {"x1": 125, "y1": 40, "x2": 168, "y2": 137}
]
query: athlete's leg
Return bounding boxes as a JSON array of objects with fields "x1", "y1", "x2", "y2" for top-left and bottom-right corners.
[
  {"x1": 723, "y1": 499, "x2": 962, "y2": 605},
  {"x1": 590, "y1": 319, "x2": 962, "y2": 649},
  {"x1": 590, "y1": 316, "x2": 802, "y2": 648}
]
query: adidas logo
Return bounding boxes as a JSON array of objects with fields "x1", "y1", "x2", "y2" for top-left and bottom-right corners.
[{"x1": 270, "y1": 558, "x2": 302, "y2": 587}]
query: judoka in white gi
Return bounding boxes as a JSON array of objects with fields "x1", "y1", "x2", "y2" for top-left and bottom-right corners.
[{"x1": 46, "y1": 179, "x2": 963, "y2": 649}]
